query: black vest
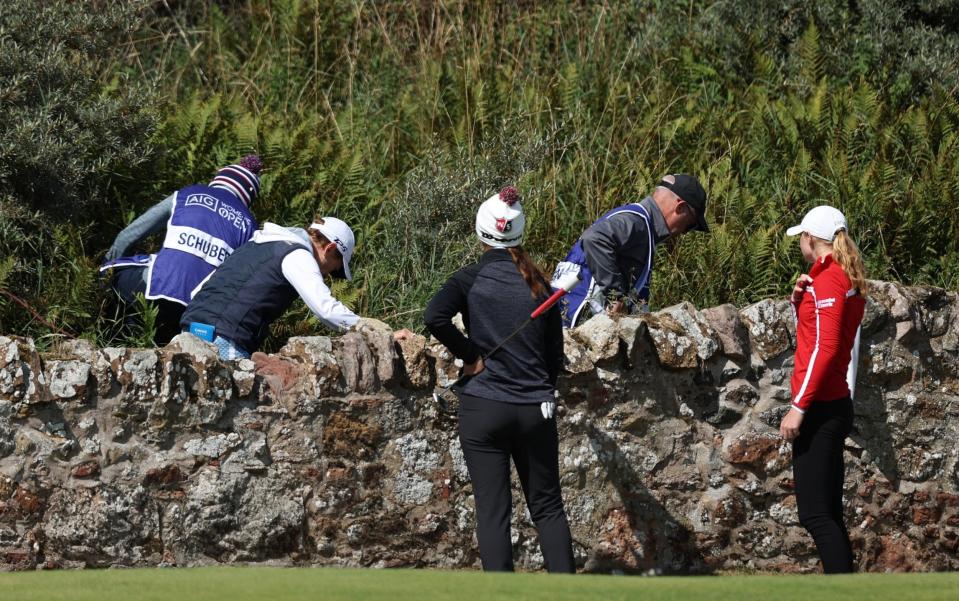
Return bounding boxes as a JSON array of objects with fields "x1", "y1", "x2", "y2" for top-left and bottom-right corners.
[{"x1": 181, "y1": 239, "x2": 302, "y2": 352}]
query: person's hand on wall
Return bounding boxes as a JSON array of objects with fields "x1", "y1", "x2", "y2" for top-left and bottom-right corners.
[{"x1": 606, "y1": 300, "x2": 626, "y2": 316}]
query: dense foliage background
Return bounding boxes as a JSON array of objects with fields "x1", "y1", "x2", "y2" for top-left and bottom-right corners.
[{"x1": 2, "y1": 0, "x2": 958, "y2": 347}]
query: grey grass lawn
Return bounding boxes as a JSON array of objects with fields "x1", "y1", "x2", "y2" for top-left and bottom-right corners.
[{"x1": 1, "y1": 568, "x2": 958, "y2": 601}]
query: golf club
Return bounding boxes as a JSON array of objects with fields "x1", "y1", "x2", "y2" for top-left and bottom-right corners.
[{"x1": 432, "y1": 270, "x2": 582, "y2": 407}]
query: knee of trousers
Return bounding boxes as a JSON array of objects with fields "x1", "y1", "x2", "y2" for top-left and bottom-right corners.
[
  {"x1": 527, "y1": 495, "x2": 567, "y2": 523},
  {"x1": 798, "y1": 510, "x2": 836, "y2": 531}
]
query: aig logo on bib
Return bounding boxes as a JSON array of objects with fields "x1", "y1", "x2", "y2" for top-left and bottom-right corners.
[{"x1": 185, "y1": 194, "x2": 220, "y2": 211}]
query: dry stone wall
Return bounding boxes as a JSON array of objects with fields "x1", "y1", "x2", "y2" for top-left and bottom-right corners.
[{"x1": 1, "y1": 280, "x2": 958, "y2": 573}]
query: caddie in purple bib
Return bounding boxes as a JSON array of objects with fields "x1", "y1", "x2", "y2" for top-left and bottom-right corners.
[
  {"x1": 551, "y1": 203, "x2": 655, "y2": 328},
  {"x1": 100, "y1": 156, "x2": 262, "y2": 343},
  {"x1": 146, "y1": 184, "x2": 257, "y2": 304}
]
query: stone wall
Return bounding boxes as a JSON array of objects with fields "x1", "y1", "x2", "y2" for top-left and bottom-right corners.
[{"x1": 1, "y1": 280, "x2": 957, "y2": 573}]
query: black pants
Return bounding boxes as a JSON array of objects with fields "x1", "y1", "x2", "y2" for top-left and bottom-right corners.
[
  {"x1": 457, "y1": 393, "x2": 575, "y2": 573},
  {"x1": 793, "y1": 397, "x2": 855, "y2": 574},
  {"x1": 112, "y1": 266, "x2": 185, "y2": 345}
]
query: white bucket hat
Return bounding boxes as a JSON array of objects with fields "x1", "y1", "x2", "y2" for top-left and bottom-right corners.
[
  {"x1": 786, "y1": 206, "x2": 848, "y2": 242},
  {"x1": 309, "y1": 217, "x2": 355, "y2": 280},
  {"x1": 475, "y1": 186, "x2": 525, "y2": 248}
]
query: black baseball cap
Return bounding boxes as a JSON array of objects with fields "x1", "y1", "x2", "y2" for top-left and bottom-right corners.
[{"x1": 658, "y1": 174, "x2": 709, "y2": 232}]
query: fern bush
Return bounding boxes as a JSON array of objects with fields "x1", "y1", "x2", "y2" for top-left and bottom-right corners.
[
  {"x1": 3, "y1": 0, "x2": 958, "y2": 340},
  {"x1": 106, "y1": 0, "x2": 959, "y2": 335}
]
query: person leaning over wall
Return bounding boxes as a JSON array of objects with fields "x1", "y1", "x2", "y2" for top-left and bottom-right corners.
[
  {"x1": 779, "y1": 205, "x2": 867, "y2": 574},
  {"x1": 100, "y1": 156, "x2": 263, "y2": 344},
  {"x1": 551, "y1": 174, "x2": 709, "y2": 327},
  {"x1": 180, "y1": 216, "x2": 410, "y2": 361},
  {"x1": 425, "y1": 186, "x2": 575, "y2": 573}
]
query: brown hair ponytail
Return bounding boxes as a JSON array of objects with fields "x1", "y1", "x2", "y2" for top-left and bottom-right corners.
[
  {"x1": 507, "y1": 246, "x2": 550, "y2": 298},
  {"x1": 832, "y1": 229, "x2": 868, "y2": 297}
]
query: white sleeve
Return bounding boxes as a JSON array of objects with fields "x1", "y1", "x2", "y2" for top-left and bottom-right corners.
[
  {"x1": 281, "y1": 248, "x2": 360, "y2": 332},
  {"x1": 846, "y1": 326, "x2": 861, "y2": 400}
]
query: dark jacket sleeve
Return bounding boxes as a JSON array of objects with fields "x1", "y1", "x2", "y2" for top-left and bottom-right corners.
[
  {"x1": 105, "y1": 194, "x2": 175, "y2": 261},
  {"x1": 544, "y1": 304, "x2": 564, "y2": 386},
  {"x1": 424, "y1": 264, "x2": 482, "y2": 364},
  {"x1": 580, "y1": 212, "x2": 652, "y2": 296}
]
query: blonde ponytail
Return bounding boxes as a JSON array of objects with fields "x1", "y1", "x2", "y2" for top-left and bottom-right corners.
[{"x1": 832, "y1": 229, "x2": 868, "y2": 297}]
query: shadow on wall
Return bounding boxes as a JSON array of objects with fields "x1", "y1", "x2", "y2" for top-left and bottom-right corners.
[
  {"x1": 578, "y1": 419, "x2": 710, "y2": 574},
  {"x1": 555, "y1": 325, "x2": 713, "y2": 574}
]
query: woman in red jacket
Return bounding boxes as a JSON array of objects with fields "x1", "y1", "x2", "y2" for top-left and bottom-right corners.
[{"x1": 779, "y1": 205, "x2": 866, "y2": 574}]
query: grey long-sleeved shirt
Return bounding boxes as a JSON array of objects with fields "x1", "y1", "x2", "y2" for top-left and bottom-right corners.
[
  {"x1": 104, "y1": 194, "x2": 175, "y2": 261},
  {"x1": 425, "y1": 249, "x2": 564, "y2": 404},
  {"x1": 580, "y1": 196, "x2": 671, "y2": 297}
]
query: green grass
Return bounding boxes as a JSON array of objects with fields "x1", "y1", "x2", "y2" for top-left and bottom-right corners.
[{"x1": 0, "y1": 568, "x2": 957, "y2": 601}]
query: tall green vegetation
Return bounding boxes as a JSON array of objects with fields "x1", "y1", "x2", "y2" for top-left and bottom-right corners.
[
  {"x1": 2, "y1": 0, "x2": 958, "y2": 342},
  {"x1": 0, "y1": 0, "x2": 157, "y2": 342}
]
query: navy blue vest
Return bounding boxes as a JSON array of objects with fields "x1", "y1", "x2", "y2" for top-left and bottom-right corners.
[{"x1": 181, "y1": 238, "x2": 301, "y2": 353}]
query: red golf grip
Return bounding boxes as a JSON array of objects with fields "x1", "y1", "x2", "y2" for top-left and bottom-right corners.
[{"x1": 530, "y1": 288, "x2": 568, "y2": 319}]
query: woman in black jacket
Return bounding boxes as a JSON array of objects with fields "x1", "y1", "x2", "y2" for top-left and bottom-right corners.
[{"x1": 425, "y1": 186, "x2": 575, "y2": 573}]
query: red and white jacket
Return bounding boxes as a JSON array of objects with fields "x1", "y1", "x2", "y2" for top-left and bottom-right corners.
[{"x1": 790, "y1": 254, "x2": 865, "y2": 413}]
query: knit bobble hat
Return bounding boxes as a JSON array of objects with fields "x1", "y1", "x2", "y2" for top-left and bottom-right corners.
[
  {"x1": 475, "y1": 185, "x2": 525, "y2": 248},
  {"x1": 210, "y1": 155, "x2": 263, "y2": 207}
]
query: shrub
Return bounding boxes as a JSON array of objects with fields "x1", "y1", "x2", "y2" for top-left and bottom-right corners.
[
  {"x1": 0, "y1": 0, "x2": 157, "y2": 216},
  {"x1": 0, "y1": 0, "x2": 159, "y2": 337}
]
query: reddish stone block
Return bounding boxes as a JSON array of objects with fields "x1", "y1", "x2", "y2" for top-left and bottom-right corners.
[
  {"x1": 874, "y1": 535, "x2": 920, "y2": 572},
  {"x1": 3, "y1": 549, "x2": 35, "y2": 570},
  {"x1": 726, "y1": 432, "x2": 781, "y2": 470},
  {"x1": 936, "y1": 492, "x2": 959, "y2": 508},
  {"x1": 71, "y1": 461, "x2": 100, "y2": 479},
  {"x1": 143, "y1": 464, "x2": 185, "y2": 487},
  {"x1": 913, "y1": 506, "x2": 935, "y2": 525},
  {"x1": 12, "y1": 489, "x2": 41, "y2": 514},
  {"x1": 594, "y1": 508, "x2": 646, "y2": 571},
  {"x1": 302, "y1": 466, "x2": 323, "y2": 481}
]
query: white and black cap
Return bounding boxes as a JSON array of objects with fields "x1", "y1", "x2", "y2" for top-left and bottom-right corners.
[{"x1": 309, "y1": 217, "x2": 355, "y2": 280}]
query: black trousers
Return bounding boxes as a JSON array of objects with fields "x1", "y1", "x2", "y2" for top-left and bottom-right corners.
[
  {"x1": 457, "y1": 393, "x2": 575, "y2": 573},
  {"x1": 793, "y1": 397, "x2": 855, "y2": 574},
  {"x1": 112, "y1": 266, "x2": 185, "y2": 345}
]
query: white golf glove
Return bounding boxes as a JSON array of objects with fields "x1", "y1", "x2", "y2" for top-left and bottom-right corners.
[{"x1": 540, "y1": 401, "x2": 555, "y2": 419}]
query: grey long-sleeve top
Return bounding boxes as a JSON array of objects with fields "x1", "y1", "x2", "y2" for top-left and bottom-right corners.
[
  {"x1": 424, "y1": 249, "x2": 564, "y2": 404},
  {"x1": 104, "y1": 194, "x2": 175, "y2": 261},
  {"x1": 580, "y1": 196, "x2": 671, "y2": 297}
]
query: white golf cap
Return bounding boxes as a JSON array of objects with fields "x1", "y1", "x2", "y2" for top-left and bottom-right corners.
[
  {"x1": 309, "y1": 217, "x2": 355, "y2": 280},
  {"x1": 786, "y1": 205, "x2": 848, "y2": 242}
]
